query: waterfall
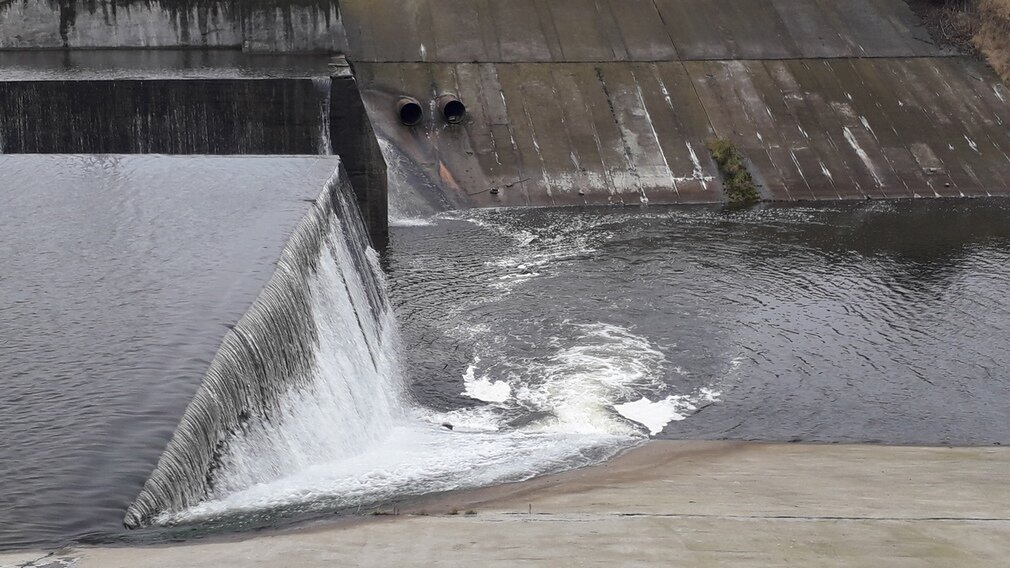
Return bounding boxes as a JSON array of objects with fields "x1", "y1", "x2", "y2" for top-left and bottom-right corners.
[
  {"x1": 313, "y1": 77, "x2": 334, "y2": 155},
  {"x1": 124, "y1": 164, "x2": 403, "y2": 529}
]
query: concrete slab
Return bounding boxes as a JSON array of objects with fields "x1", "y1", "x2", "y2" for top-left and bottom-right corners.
[{"x1": 11, "y1": 441, "x2": 1009, "y2": 567}]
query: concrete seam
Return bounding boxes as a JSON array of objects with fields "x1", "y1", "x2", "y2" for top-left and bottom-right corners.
[{"x1": 348, "y1": 54, "x2": 963, "y2": 64}]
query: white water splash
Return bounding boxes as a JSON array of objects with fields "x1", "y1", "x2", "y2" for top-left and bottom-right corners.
[{"x1": 462, "y1": 356, "x2": 512, "y2": 403}]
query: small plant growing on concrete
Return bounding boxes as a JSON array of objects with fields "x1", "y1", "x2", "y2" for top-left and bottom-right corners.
[
  {"x1": 707, "y1": 138, "x2": 760, "y2": 208},
  {"x1": 465, "y1": 510, "x2": 477, "y2": 515}
]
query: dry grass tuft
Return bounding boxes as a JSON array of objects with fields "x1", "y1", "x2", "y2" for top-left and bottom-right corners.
[{"x1": 976, "y1": 0, "x2": 1010, "y2": 83}]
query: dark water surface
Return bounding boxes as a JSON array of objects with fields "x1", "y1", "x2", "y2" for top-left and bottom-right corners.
[
  {"x1": 387, "y1": 200, "x2": 1010, "y2": 447},
  {"x1": 0, "y1": 155, "x2": 339, "y2": 550}
]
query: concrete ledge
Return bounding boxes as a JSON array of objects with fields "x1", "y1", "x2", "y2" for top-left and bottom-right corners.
[{"x1": 6, "y1": 441, "x2": 1008, "y2": 567}]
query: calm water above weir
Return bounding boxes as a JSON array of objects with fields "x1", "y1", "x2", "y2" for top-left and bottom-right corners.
[{"x1": 3, "y1": 192, "x2": 1010, "y2": 550}]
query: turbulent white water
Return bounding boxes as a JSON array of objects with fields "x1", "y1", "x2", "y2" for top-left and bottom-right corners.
[{"x1": 143, "y1": 185, "x2": 720, "y2": 528}]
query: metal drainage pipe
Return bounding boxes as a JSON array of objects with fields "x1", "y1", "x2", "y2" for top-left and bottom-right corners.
[
  {"x1": 438, "y1": 94, "x2": 466, "y2": 124},
  {"x1": 396, "y1": 97, "x2": 423, "y2": 126}
]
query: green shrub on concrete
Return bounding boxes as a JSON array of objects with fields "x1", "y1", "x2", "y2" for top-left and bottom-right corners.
[{"x1": 707, "y1": 138, "x2": 760, "y2": 208}]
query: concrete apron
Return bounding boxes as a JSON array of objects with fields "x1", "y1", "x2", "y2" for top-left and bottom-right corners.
[{"x1": 5, "y1": 441, "x2": 1009, "y2": 567}]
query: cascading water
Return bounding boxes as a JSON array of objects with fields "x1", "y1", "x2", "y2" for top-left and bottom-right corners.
[
  {"x1": 126, "y1": 159, "x2": 720, "y2": 532},
  {"x1": 124, "y1": 165, "x2": 403, "y2": 528},
  {"x1": 313, "y1": 77, "x2": 334, "y2": 156}
]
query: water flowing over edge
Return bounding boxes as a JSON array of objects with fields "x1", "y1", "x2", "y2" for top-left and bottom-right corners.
[{"x1": 123, "y1": 161, "x2": 392, "y2": 529}]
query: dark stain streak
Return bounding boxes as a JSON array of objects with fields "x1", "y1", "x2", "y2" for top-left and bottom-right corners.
[{"x1": 0, "y1": 0, "x2": 340, "y2": 46}]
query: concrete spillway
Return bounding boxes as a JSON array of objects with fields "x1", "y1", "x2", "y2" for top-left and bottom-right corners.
[{"x1": 340, "y1": 0, "x2": 1010, "y2": 208}]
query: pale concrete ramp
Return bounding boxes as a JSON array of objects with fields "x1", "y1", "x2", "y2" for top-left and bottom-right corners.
[{"x1": 7, "y1": 441, "x2": 1008, "y2": 567}]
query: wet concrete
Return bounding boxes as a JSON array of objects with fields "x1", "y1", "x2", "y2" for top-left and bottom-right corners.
[{"x1": 5, "y1": 441, "x2": 1008, "y2": 567}]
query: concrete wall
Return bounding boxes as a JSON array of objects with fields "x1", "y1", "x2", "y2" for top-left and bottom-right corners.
[
  {"x1": 331, "y1": 69, "x2": 389, "y2": 244},
  {"x1": 339, "y1": 0, "x2": 944, "y2": 62},
  {"x1": 342, "y1": 0, "x2": 1010, "y2": 208},
  {"x1": 0, "y1": 0, "x2": 345, "y2": 51},
  {"x1": 357, "y1": 58, "x2": 1010, "y2": 208},
  {"x1": 0, "y1": 78, "x2": 330, "y2": 154}
]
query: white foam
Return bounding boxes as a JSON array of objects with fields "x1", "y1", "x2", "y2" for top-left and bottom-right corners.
[
  {"x1": 616, "y1": 388, "x2": 721, "y2": 435},
  {"x1": 162, "y1": 422, "x2": 629, "y2": 525},
  {"x1": 462, "y1": 358, "x2": 512, "y2": 403},
  {"x1": 511, "y1": 323, "x2": 667, "y2": 436},
  {"x1": 389, "y1": 216, "x2": 436, "y2": 227},
  {"x1": 615, "y1": 397, "x2": 689, "y2": 434}
]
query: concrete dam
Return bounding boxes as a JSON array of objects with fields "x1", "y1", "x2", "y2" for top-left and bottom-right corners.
[
  {"x1": 4, "y1": 0, "x2": 1010, "y2": 210},
  {"x1": 3, "y1": 0, "x2": 1010, "y2": 556}
]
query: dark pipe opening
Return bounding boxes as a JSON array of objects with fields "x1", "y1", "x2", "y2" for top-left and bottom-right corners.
[
  {"x1": 438, "y1": 94, "x2": 466, "y2": 124},
  {"x1": 397, "y1": 97, "x2": 423, "y2": 126}
]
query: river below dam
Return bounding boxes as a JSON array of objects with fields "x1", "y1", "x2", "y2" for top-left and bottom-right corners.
[{"x1": 3, "y1": 187, "x2": 1010, "y2": 550}]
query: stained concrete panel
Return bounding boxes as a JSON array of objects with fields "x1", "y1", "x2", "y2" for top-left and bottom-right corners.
[
  {"x1": 606, "y1": 0, "x2": 679, "y2": 61},
  {"x1": 0, "y1": 0, "x2": 343, "y2": 51},
  {"x1": 341, "y1": 0, "x2": 948, "y2": 63}
]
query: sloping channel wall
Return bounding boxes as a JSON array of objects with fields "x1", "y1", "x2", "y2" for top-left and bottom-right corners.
[
  {"x1": 339, "y1": 0, "x2": 1010, "y2": 208},
  {"x1": 4, "y1": 0, "x2": 1010, "y2": 209}
]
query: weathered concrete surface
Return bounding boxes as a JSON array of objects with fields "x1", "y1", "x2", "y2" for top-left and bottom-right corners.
[
  {"x1": 0, "y1": 78, "x2": 330, "y2": 154},
  {"x1": 0, "y1": 0, "x2": 345, "y2": 51},
  {"x1": 339, "y1": 0, "x2": 946, "y2": 63},
  {"x1": 338, "y1": 0, "x2": 1010, "y2": 208},
  {"x1": 330, "y1": 63, "x2": 389, "y2": 244},
  {"x1": 358, "y1": 56, "x2": 1010, "y2": 208},
  {"x1": 6, "y1": 441, "x2": 1008, "y2": 567}
]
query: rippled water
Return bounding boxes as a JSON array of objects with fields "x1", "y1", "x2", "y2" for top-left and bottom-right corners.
[{"x1": 387, "y1": 200, "x2": 1010, "y2": 446}]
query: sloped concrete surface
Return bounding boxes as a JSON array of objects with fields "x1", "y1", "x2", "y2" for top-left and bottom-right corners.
[
  {"x1": 343, "y1": 0, "x2": 1010, "y2": 209},
  {"x1": 4, "y1": 441, "x2": 1008, "y2": 567},
  {"x1": 340, "y1": 0, "x2": 946, "y2": 62},
  {"x1": 359, "y1": 57, "x2": 1010, "y2": 207}
]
